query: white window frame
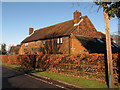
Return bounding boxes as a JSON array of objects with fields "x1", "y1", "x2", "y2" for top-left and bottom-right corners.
[
  {"x1": 57, "y1": 38, "x2": 59, "y2": 44},
  {"x1": 25, "y1": 43, "x2": 28, "y2": 47},
  {"x1": 35, "y1": 41, "x2": 37, "y2": 46},
  {"x1": 43, "y1": 40, "x2": 45, "y2": 45},
  {"x1": 60, "y1": 37, "x2": 63, "y2": 44}
]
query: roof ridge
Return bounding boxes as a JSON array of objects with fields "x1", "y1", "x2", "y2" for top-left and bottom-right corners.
[
  {"x1": 35, "y1": 16, "x2": 87, "y2": 32},
  {"x1": 35, "y1": 19, "x2": 74, "y2": 32}
]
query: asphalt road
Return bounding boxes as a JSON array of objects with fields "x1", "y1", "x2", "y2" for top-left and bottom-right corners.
[{"x1": 2, "y1": 65, "x2": 60, "y2": 89}]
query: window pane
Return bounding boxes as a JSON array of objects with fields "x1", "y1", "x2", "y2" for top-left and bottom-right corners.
[
  {"x1": 57, "y1": 38, "x2": 59, "y2": 44},
  {"x1": 25, "y1": 43, "x2": 28, "y2": 47},
  {"x1": 43, "y1": 40, "x2": 45, "y2": 45},
  {"x1": 35, "y1": 41, "x2": 37, "y2": 46},
  {"x1": 60, "y1": 37, "x2": 62, "y2": 43}
]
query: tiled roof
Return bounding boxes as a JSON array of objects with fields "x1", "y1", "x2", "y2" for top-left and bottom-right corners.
[
  {"x1": 75, "y1": 35, "x2": 119, "y2": 53},
  {"x1": 11, "y1": 46, "x2": 20, "y2": 49},
  {"x1": 22, "y1": 16, "x2": 105, "y2": 43},
  {"x1": 9, "y1": 46, "x2": 20, "y2": 52},
  {"x1": 72, "y1": 16, "x2": 106, "y2": 38},
  {"x1": 98, "y1": 32, "x2": 106, "y2": 38},
  {"x1": 22, "y1": 19, "x2": 76, "y2": 43}
]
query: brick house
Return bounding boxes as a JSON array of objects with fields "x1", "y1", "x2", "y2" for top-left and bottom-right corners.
[
  {"x1": 9, "y1": 46, "x2": 20, "y2": 55},
  {"x1": 19, "y1": 10, "x2": 118, "y2": 55}
]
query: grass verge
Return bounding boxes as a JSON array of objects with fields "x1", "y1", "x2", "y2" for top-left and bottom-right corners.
[
  {"x1": 35, "y1": 71, "x2": 108, "y2": 88},
  {"x1": 1, "y1": 62, "x2": 35, "y2": 73},
  {"x1": 1, "y1": 62, "x2": 20, "y2": 68}
]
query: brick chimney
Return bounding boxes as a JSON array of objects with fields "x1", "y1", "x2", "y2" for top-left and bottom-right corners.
[
  {"x1": 29, "y1": 28, "x2": 33, "y2": 35},
  {"x1": 74, "y1": 10, "x2": 82, "y2": 24}
]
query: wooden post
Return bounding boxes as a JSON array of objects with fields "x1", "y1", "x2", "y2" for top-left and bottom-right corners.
[{"x1": 103, "y1": 6, "x2": 114, "y2": 88}]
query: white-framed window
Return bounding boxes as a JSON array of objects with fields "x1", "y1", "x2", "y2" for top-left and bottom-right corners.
[
  {"x1": 35, "y1": 41, "x2": 37, "y2": 46},
  {"x1": 57, "y1": 38, "x2": 59, "y2": 44},
  {"x1": 60, "y1": 37, "x2": 63, "y2": 43},
  {"x1": 57, "y1": 37, "x2": 63, "y2": 44},
  {"x1": 43, "y1": 40, "x2": 45, "y2": 45},
  {"x1": 25, "y1": 43, "x2": 28, "y2": 47}
]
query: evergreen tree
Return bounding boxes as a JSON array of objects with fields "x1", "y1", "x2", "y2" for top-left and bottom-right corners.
[{"x1": 1, "y1": 43, "x2": 7, "y2": 55}]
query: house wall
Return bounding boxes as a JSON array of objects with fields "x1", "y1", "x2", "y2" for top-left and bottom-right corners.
[
  {"x1": 70, "y1": 35, "x2": 89, "y2": 54},
  {"x1": 19, "y1": 40, "x2": 43, "y2": 55},
  {"x1": 9, "y1": 47, "x2": 20, "y2": 55},
  {"x1": 19, "y1": 36, "x2": 70, "y2": 55},
  {"x1": 19, "y1": 35, "x2": 90, "y2": 55},
  {"x1": 9, "y1": 51, "x2": 15, "y2": 55}
]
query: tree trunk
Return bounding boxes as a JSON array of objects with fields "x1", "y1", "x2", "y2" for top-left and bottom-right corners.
[{"x1": 103, "y1": 6, "x2": 114, "y2": 88}]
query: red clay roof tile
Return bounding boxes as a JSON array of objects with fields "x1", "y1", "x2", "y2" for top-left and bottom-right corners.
[{"x1": 22, "y1": 16, "x2": 105, "y2": 43}]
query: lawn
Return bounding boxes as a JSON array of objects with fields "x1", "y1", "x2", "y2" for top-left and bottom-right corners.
[{"x1": 35, "y1": 71, "x2": 108, "y2": 88}]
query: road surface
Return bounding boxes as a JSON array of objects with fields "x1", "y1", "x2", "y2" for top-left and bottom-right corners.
[{"x1": 2, "y1": 65, "x2": 61, "y2": 89}]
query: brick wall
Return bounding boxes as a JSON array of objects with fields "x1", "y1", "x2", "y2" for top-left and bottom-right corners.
[
  {"x1": 19, "y1": 36, "x2": 70, "y2": 55},
  {"x1": 19, "y1": 35, "x2": 90, "y2": 55},
  {"x1": 70, "y1": 35, "x2": 89, "y2": 54},
  {"x1": 20, "y1": 40, "x2": 43, "y2": 55}
]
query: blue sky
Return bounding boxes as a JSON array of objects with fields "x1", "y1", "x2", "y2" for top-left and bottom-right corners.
[{"x1": 2, "y1": 2, "x2": 118, "y2": 50}]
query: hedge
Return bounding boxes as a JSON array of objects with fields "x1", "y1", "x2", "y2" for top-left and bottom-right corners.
[{"x1": 1, "y1": 54, "x2": 120, "y2": 86}]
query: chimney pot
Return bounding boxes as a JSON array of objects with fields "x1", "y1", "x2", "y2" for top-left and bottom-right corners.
[{"x1": 29, "y1": 28, "x2": 34, "y2": 35}]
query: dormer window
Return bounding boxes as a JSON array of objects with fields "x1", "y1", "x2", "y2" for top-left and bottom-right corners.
[
  {"x1": 35, "y1": 41, "x2": 37, "y2": 46},
  {"x1": 43, "y1": 40, "x2": 45, "y2": 45},
  {"x1": 25, "y1": 43, "x2": 28, "y2": 47}
]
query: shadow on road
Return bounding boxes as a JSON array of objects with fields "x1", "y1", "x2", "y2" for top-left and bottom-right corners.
[
  {"x1": 2, "y1": 77, "x2": 16, "y2": 88},
  {"x1": 7, "y1": 73, "x2": 25, "y2": 79},
  {"x1": 2, "y1": 66, "x2": 25, "y2": 89}
]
